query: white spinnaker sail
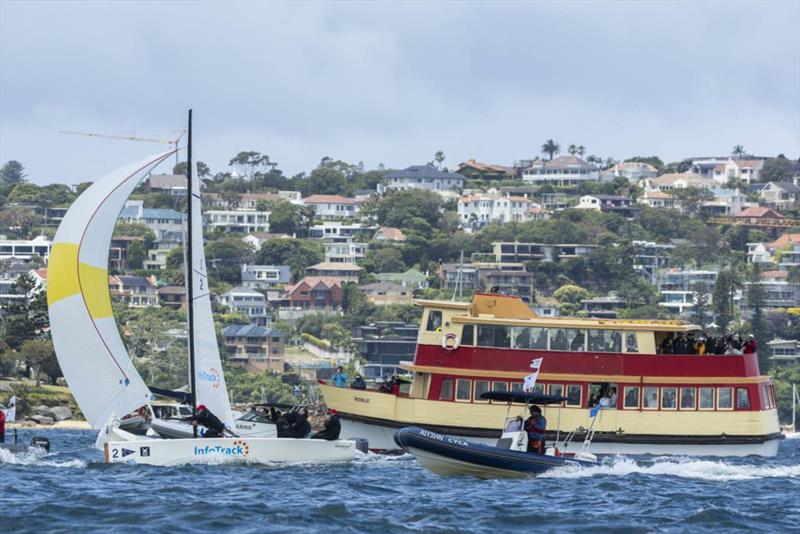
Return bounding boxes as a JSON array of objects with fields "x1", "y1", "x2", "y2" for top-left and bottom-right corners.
[
  {"x1": 48, "y1": 151, "x2": 175, "y2": 428},
  {"x1": 188, "y1": 162, "x2": 234, "y2": 428}
]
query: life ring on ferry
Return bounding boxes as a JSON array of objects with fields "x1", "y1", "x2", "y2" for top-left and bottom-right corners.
[{"x1": 441, "y1": 333, "x2": 460, "y2": 352}]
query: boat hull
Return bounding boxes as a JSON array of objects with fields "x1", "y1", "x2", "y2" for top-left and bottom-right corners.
[
  {"x1": 340, "y1": 414, "x2": 782, "y2": 457},
  {"x1": 104, "y1": 435, "x2": 356, "y2": 466},
  {"x1": 394, "y1": 427, "x2": 592, "y2": 478}
]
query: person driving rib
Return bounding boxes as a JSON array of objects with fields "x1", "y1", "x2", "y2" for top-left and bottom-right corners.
[{"x1": 525, "y1": 405, "x2": 547, "y2": 454}]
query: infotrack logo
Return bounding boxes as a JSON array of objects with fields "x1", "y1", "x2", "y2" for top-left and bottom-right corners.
[
  {"x1": 193, "y1": 440, "x2": 250, "y2": 457},
  {"x1": 198, "y1": 367, "x2": 221, "y2": 388}
]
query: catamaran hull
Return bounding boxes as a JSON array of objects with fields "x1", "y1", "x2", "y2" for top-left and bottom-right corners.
[
  {"x1": 394, "y1": 427, "x2": 593, "y2": 478},
  {"x1": 341, "y1": 416, "x2": 782, "y2": 457},
  {"x1": 104, "y1": 436, "x2": 356, "y2": 466}
]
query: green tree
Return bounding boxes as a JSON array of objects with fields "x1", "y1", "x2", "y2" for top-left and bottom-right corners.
[
  {"x1": 712, "y1": 269, "x2": 738, "y2": 332},
  {"x1": 374, "y1": 189, "x2": 444, "y2": 230},
  {"x1": 625, "y1": 156, "x2": 665, "y2": 173},
  {"x1": 672, "y1": 187, "x2": 713, "y2": 218},
  {"x1": 759, "y1": 155, "x2": 795, "y2": 183},
  {"x1": 541, "y1": 139, "x2": 560, "y2": 160},
  {"x1": 0, "y1": 207, "x2": 40, "y2": 238},
  {"x1": 746, "y1": 272, "x2": 770, "y2": 371},
  {"x1": 228, "y1": 151, "x2": 276, "y2": 180},
  {"x1": 205, "y1": 238, "x2": 254, "y2": 283},
  {"x1": 75, "y1": 181, "x2": 93, "y2": 195},
  {"x1": 0, "y1": 160, "x2": 26, "y2": 186},
  {"x1": 567, "y1": 144, "x2": 577, "y2": 155},
  {"x1": 113, "y1": 222, "x2": 156, "y2": 249},
  {"x1": 6, "y1": 182, "x2": 42, "y2": 205},
  {"x1": 17, "y1": 339, "x2": 58, "y2": 386},
  {"x1": 297, "y1": 164, "x2": 349, "y2": 196},
  {"x1": 577, "y1": 145, "x2": 586, "y2": 157},
  {"x1": 127, "y1": 240, "x2": 146, "y2": 270},
  {"x1": 257, "y1": 238, "x2": 323, "y2": 280},
  {"x1": 689, "y1": 283, "x2": 711, "y2": 327},
  {"x1": 365, "y1": 246, "x2": 406, "y2": 273},
  {"x1": 732, "y1": 145, "x2": 746, "y2": 158},
  {"x1": 553, "y1": 284, "x2": 590, "y2": 316},
  {"x1": 266, "y1": 200, "x2": 313, "y2": 236},
  {"x1": 1, "y1": 274, "x2": 49, "y2": 350},
  {"x1": 434, "y1": 150, "x2": 445, "y2": 170}
]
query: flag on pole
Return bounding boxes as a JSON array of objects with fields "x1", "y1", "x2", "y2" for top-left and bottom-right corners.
[
  {"x1": 589, "y1": 404, "x2": 602, "y2": 417},
  {"x1": 523, "y1": 358, "x2": 544, "y2": 392},
  {"x1": 2, "y1": 396, "x2": 16, "y2": 422}
]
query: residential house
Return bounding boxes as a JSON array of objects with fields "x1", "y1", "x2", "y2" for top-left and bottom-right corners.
[
  {"x1": 757, "y1": 182, "x2": 800, "y2": 210},
  {"x1": 0, "y1": 261, "x2": 32, "y2": 312},
  {"x1": 120, "y1": 201, "x2": 184, "y2": 241},
  {"x1": 308, "y1": 221, "x2": 376, "y2": 241},
  {"x1": 379, "y1": 165, "x2": 464, "y2": 194},
  {"x1": 148, "y1": 174, "x2": 187, "y2": 195},
  {"x1": 458, "y1": 193, "x2": 539, "y2": 229},
  {"x1": 767, "y1": 339, "x2": 800, "y2": 366},
  {"x1": 521, "y1": 156, "x2": 600, "y2": 186},
  {"x1": 241, "y1": 264, "x2": 292, "y2": 290},
  {"x1": 581, "y1": 295, "x2": 625, "y2": 319},
  {"x1": 143, "y1": 239, "x2": 181, "y2": 270},
  {"x1": 109, "y1": 236, "x2": 144, "y2": 271},
  {"x1": 217, "y1": 287, "x2": 269, "y2": 324},
  {"x1": 374, "y1": 268, "x2": 427, "y2": 289},
  {"x1": 700, "y1": 188, "x2": 751, "y2": 217},
  {"x1": 373, "y1": 227, "x2": 406, "y2": 242},
  {"x1": 359, "y1": 281, "x2": 413, "y2": 305},
  {"x1": 746, "y1": 242, "x2": 774, "y2": 266},
  {"x1": 632, "y1": 240, "x2": 674, "y2": 284},
  {"x1": 440, "y1": 261, "x2": 534, "y2": 302},
  {"x1": 576, "y1": 195, "x2": 639, "y2": 217},
  {"x1": 303, "y1": 195, "x2": 362, "y2": 220},
  {"x1": 657, "y1": 268, "x2": 718, "y2": 316},
  {"x1": 205, "y1": 191, "x2": 303, "y2": 209},
  {"x1": 0, "y1": 235, "x2": 52, "y2": 262},
  {"x1": 324, "y1": 242, "x2": 367, "y2": 263},
  {"x1": 222, "y1": 324, "x2": 286, "y2": 372},
  {"x1": 777, "y1": 244, "x2": 800, "y2": 271},
  {"x1": 352, "y1": 322, "x2": 419, "y2": 377},
  {"x1": 456, "y1": 160, "x2": 516, "y2": 181},
  {"x1": 493, "y1": 242, "x2": 598, "y2": 263},
  {"x1": 606, "y1": 161, "x2": 658, "y2": 181},
  {"x1": 279, "y1": 276, "x2": 343, "y2": 311},
  {"x1": 639, "y1": 173, "x2": 716, "y2": 192},
  {"x1": 499, "y1": 186, "x2": 538, "y2": 200},
  {"x1": 733, "y1": 206, "x2": 785, "y2": 224},
  {"x1": 204, "y1": 209, "x2": 270, "y2": 233},
  {"x1": 109, "y1": 275, "x2": 160, "y2": 307},
  {"x1": 539, "y1": 193, "x2": 568, "y2": 211},
  {"x1": 740, "y1": 271, "x2": 800, "y2": 315},
  {"x1": 306, "y1": 261, "x2": 362, "y2": 282},
  {"x1": 709, "y1": 159, "x2": 764, "y2": 185},
  {"x1": 638, "y1": 190, "x2": 678, "y2": 209},
  {"x1": 242, "y1": 232, "x2": 291, "y2": 250},
  {"x1": 157, "y1": 285, "x2": 186, "y2": 309}
]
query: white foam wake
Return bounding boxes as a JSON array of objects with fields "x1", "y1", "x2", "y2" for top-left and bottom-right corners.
[
  {"x1": 540, "y1": 456, "x2": 800, "y2": 481},
  {"x1": 0, "y1": 447, "x2": 87, "y2": 468}
]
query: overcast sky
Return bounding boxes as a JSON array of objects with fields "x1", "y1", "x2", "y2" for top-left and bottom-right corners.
[{"x1": 1, "y1": 1, "x2": 798, "y2": 186}]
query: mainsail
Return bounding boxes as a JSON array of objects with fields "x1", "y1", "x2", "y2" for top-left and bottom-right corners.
[
  {"x1": 47, "y1": 151, "x2": 175, "y2": 428},
  {"x1": 188, "y1": 162, "x2": 234, "y2": 427}
]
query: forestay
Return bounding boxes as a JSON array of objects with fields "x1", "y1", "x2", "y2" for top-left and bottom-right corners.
[{"x1": 47, "y1": 152, "x2": 175, "y2": 428}]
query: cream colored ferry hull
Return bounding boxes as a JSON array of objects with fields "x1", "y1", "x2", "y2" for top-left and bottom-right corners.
[{"x1": 322, "y1": 385, "x2": 782, "y2": 457}]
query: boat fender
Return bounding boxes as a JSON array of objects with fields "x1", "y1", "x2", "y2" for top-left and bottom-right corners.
[
  {"x1": 441, "y1": 333, "x2": 459, "y2": 352},
  {"x1": 352, "y1": 438, "x2": 369, "y2": 454}
]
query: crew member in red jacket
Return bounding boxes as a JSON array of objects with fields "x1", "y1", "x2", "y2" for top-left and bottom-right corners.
[{"x1": 0, "y1": 408, "x2": 6, "y2": 444}]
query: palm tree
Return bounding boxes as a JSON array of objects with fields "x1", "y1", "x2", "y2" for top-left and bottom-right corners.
[
  {"x1": 732, "y1": 145, "x2": 745, "y2": 159},
  {"x1": 541, "y1": 139, "x2": 560, "y2": 160},
  {"x1": 568, "y1": 144, "x2": 577, "y2": 156},
  {"x1": 577, "y1": 145, "x2": 586, "y2": 157}
]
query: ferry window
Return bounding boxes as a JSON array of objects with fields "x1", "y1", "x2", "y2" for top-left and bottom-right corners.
[
  {"x1": 661, "y1": 387, "x2": 677, "y2": 409},
  {"x1": 510, "y1": 382, "x2": 523, "y2": 393},
  {"x1": 643, "y1": 387, "x2": 659, "y2": 409},
  {"x1": 625, "y1": 333, "x2": 639, "y2": 353},
  {"x1": 588, "y1": 384, "x2": 603, "y2": 407},
  {"x1": 550, "y1": 329, "x2": 569, "y2": 351},
  {"x1": 680, "y1": 388, "x2": 696, "y2": 410},
  {"x1": 494, "y1": 326, "x2": 511, "y2": 348},
  {"x1": 426, "y1": 310, "x2": 442, "y2": 332},
  {"x1": 474, "y1": 380, "x2": 490, "y2": 402},
  {"x1": 566, "y1": 384, "x2": 582, "y2": 407},
  {"x1": 588, "y1": 330, "x2": 621, "y2": 352},
  {"x1": 477, "y1": 325, "x2": 494, "y2": 347},
  {"x1": 566, "y1": 329, "x2": 586, "y2": 352},
  {"x1": 699, "y1": 387, "x2": 714, "y2": 410},
  {"x1": 456, "y1": 379, "x2": 471, "y2": 402},
  {"x1": 492, "y1": 381, "x2": 508, "y2": 393},
  {"x1": 717, "y1": 387, "x2": 733, "y2": 410},
  {"x1": 548, "y1": 384, "x2": 564, "y2": 398},
  {"x1": 461, "y1": 324, "x2": 474, "y2": 346},
  {"x1": 532, "y1": 384, "x2": 544, "y2": 395},
  {"x1": 512, "y1": 327, "x2": 531, "y2": 349},
  {"x1": 531, "y1": 328, "x2": 548, "y2": 350},
  {"x1": 623, "y1": 387, "x2": 640, "y2": 409},
  {"x1": 736, "y1": 388, "x2": 750, "y2": 409},
  {"x1": 439, "y1": 379, "x2": 453, "y2": 401}
]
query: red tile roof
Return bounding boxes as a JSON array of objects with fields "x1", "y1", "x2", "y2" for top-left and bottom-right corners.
[
  {"x1": 734, "y1": 207, "x2": 784, "y2": 219},
  {"x1": 303, "y1": 195, "x2": 358, "y2": 205},
  {"x1": 769, "y1": 233, "x2": 800, "y2": 249}
]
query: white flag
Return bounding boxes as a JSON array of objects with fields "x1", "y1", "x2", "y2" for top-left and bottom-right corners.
[
  {"x1": 523, "y1": 358, "x2": 544, "y2": 392},
  {"x1": 2, "y1": 396, "x2": 15, "y2": 422}
]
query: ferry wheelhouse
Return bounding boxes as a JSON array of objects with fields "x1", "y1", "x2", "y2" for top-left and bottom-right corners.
[{"x1": 320, "y1": 294, "x2": 782, "y2": 456}]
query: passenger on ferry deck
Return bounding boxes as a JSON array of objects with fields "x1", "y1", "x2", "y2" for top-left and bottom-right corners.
[
  {"x1": 525, "y1": 406, "x2": 547, "y2": 454},
  {"x1": 659, "y1": 333, "x2": 675, "y2": 354},
  {"x1": 332, "y1": 366, "x2": 349, "y2": 388},
  {"x1": 695, "y1": 337, "x2": 706, "y2": 355},
  {"x1": 350, "y1": 374, "x2": 367, "y2": 389},
  {"x1": 608, "y1": 387, "x2": 618, "y2": 407},
  {"x1": 743, "y1": 335, "x2": 757, "y2": 354}
]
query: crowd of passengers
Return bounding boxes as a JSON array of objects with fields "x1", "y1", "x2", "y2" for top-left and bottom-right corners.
[{"x1": 658, "y1": 332, "x2": 757, "y2": 355}]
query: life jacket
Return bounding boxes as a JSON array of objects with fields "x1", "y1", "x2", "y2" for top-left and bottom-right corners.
[{"x1": 526, "y1": 415, "x2": 546, "y2": 438}]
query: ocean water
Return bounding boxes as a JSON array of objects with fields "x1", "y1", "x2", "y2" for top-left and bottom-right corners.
[{"x1": 1, "y1": 430, "x2": 799, "y2": 533}]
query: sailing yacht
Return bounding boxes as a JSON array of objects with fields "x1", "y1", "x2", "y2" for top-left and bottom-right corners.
[{"x1": 47, "y1": 111, "x2": 355, "y2": 465}]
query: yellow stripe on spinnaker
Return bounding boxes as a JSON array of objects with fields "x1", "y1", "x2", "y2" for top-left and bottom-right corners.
[{"x1": 47, "y1": 242, "x2": 113, "y2": 319}]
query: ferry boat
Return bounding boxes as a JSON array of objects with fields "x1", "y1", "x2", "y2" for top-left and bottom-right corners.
[{"x1": 320, "y1": 293, "x2": 783, "y2": 457}]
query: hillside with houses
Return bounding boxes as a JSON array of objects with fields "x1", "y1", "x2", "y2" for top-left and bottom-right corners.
[{"x1": 1, "y1": 145, "x2": 799, "y2": 422}]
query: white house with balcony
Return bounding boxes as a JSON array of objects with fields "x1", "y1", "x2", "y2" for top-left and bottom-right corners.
[
  {"x1": 0, "y1": 235, "x2": 52, "y2": 262},
  {"x1": 241, "y1": 264, "x2": 292, "y2": 290},
  {"x1": 324, "y1": 242, "x2": 367, "y2": 263},
  {"x1": 638, "y1": 173, "x2": 715, "y2": 192},
  {"x1": 379, "y1": 165, "x2": 464, "y2": 194},
  {"x1": 606, "y1": 161, "x2": 659, "y2": 181},
  {"x1": 204, "y1": 209, "x2": 270, "y2": 233},
  {"x1": 302, "y1": 195, "x2": 362, "y2": 220},
  {"x1": 217, "y1": 287, "x2": 269, "y2": 324},
  {"x1": 457, "y1": 193, "x2": 538, "y2": 229},
  {"x1": 119, "y1": 200, "x2": 184, "y2": 241},
  {"x1": 710, "y1": 159, "x2": 764, "y2": 185},
  {"x1": 657, "y1": 268, "x2": 718, "y2": 316},
  {"x1": 522, "y1": 156, "x2": 600, "y2": 186}
]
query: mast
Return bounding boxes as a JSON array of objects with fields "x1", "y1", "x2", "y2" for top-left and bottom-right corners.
[{"x1": 186, "y1": 109, "x2": 198, "y2": 437}]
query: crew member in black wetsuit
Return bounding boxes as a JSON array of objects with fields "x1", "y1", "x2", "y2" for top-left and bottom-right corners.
[
  {"x1": 192, "y1": 404, "x2": 225, "y2": 438},
  {"x1": 311, "y1": 409, "x2": 341, "y2": 441}
]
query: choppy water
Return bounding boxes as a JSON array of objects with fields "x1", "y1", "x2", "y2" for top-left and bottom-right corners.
[{"x1": 1, "y1": 430, "x2": 799, "y2": 533}]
